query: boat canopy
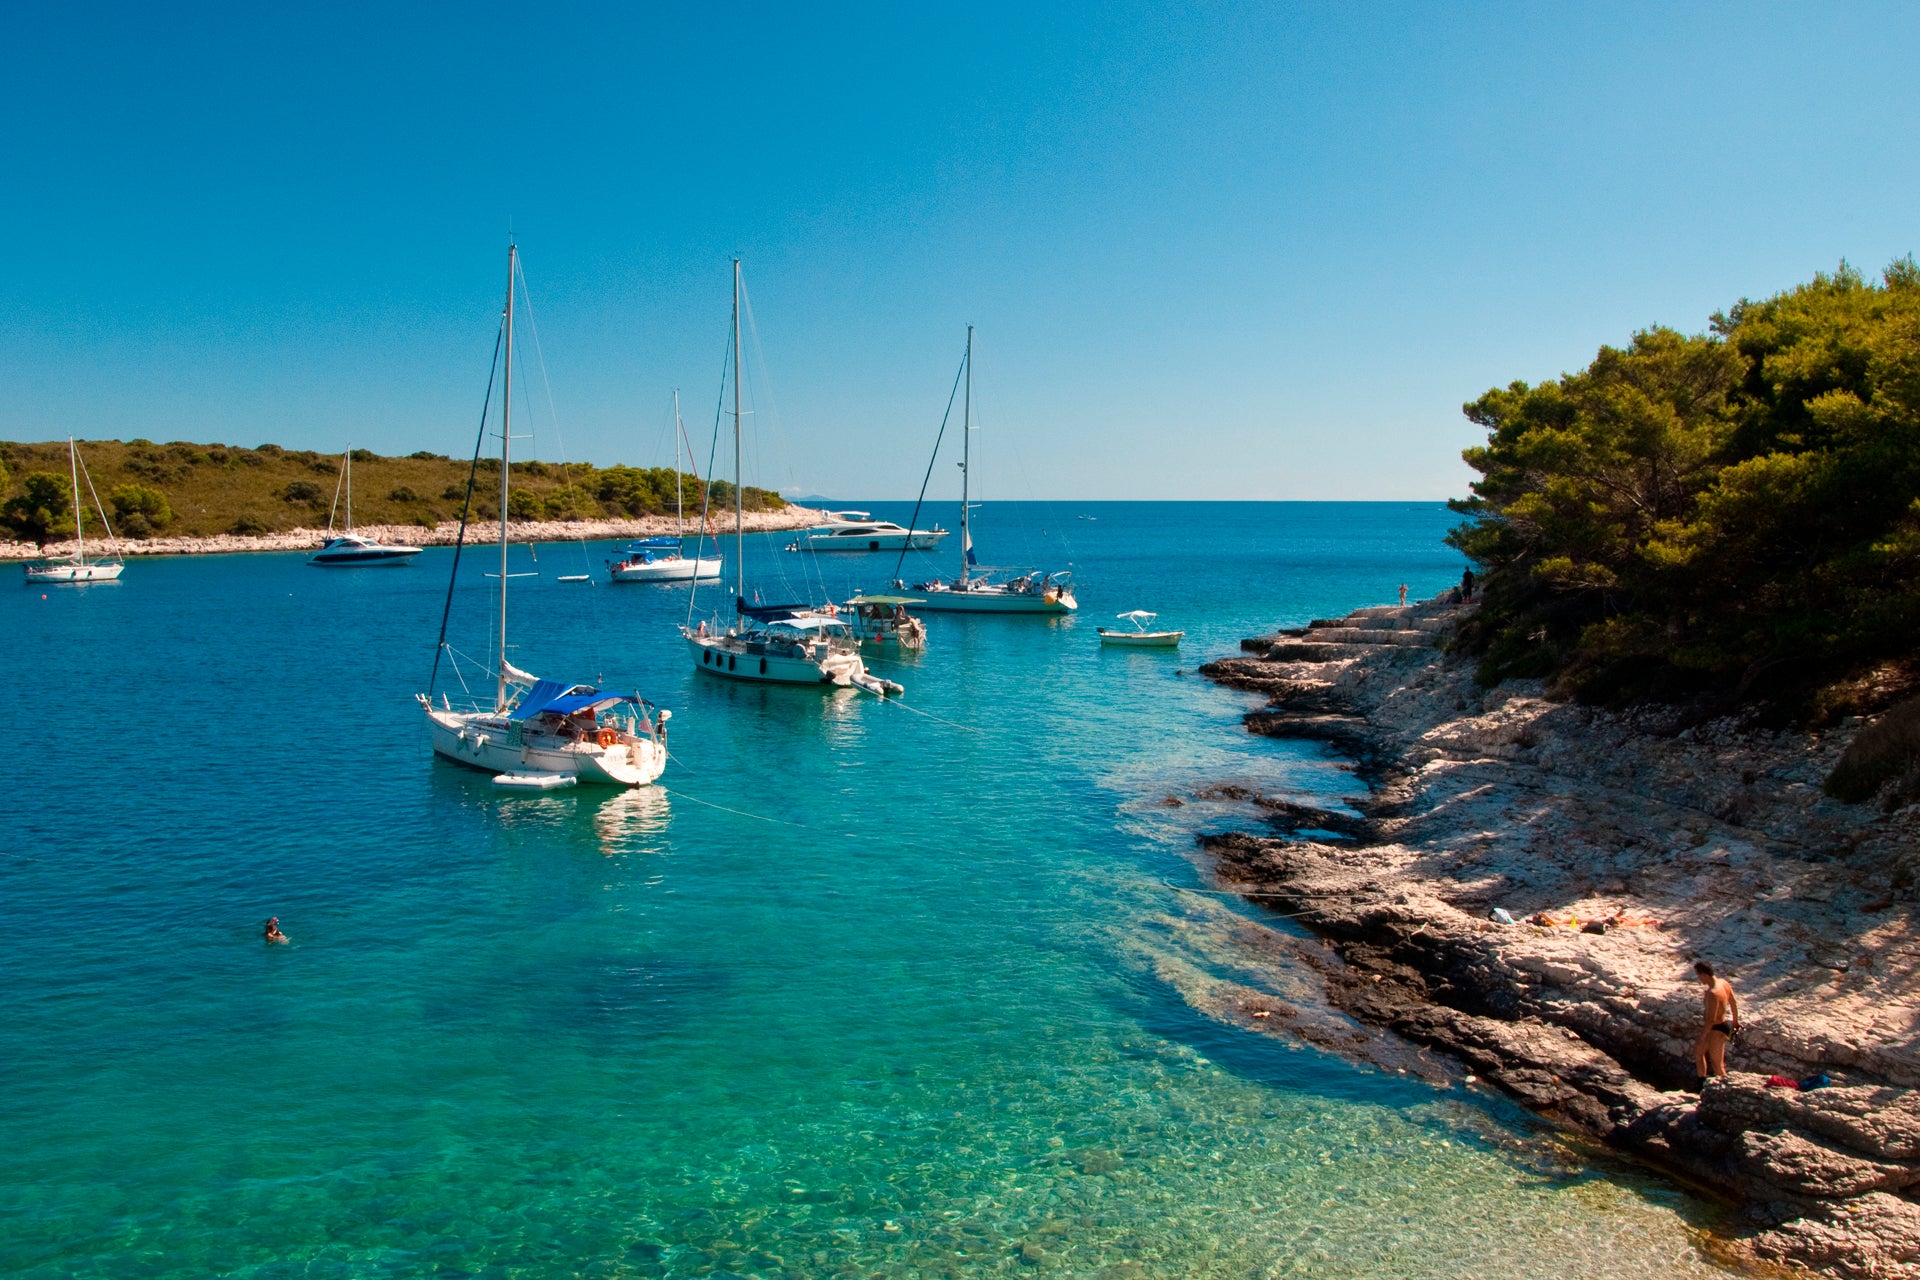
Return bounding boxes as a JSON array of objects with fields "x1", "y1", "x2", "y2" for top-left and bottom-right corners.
[
  {"x1": 766, "y1": 613, "x2": 850, "y2": 632},
  {"x1": 1116, "y1": 610, "x2": 1157, "y2": 620},
  {"x1": 513, "y1": 678, "x2": 647, "y2": 720},
  {"x1": 737, "y1": 597, "x2": 812, "y2": 621}
]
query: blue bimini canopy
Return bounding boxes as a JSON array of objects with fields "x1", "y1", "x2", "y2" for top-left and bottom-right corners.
[{"x1": 512, "y1": 679, "x2": 646, "y2": 720}]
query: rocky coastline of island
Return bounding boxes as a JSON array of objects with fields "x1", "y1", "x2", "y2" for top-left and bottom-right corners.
[
  {"x1": 1197, "y1": 599, "x2": 1920, "y2": 1278},
  {"x1": 0, "y1": 506, "x2": 827, "y2": 561}
]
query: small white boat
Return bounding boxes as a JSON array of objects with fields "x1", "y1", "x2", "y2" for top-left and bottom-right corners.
[
  {"x1": 1098, "y1": 610, "x2": 1183, "y2": 647},
  {"x1": 23, "y1": 438, "x2": 124, "y2": 584},
  {"x1": 309, "y1": 446, "x2": 422, "y2": 566},
  {"x1": 785, "y1": 512, "x2": 948, "y2": 553},
  {"x1": 492, "y1": 772, "x2": 578, "y2": 791}
]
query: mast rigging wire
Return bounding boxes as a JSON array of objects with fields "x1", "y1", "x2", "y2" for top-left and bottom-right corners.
[
  {"x1": 889, "y1": 342, "x2": 970, "y2": 585},
  {"x1": 427, "y1": 316, "x2": 506, "y2": 694}
]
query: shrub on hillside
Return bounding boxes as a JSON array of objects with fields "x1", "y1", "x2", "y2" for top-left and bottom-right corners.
[
  {"x1": 389, "y1": 486, "x2": 418, "y2": 502},
  {"x1": 279, "y1": 480, "x2": 324, "y2": 504},
  {"x1": 230, "y1": 514, "x2": 271, "y2": 536},
  {"x1": 2, "y1": 472, "x2": 72, "y2": 547},
  {"x1": 108, "y1": 483, "x2": 173, "y2": 537}
]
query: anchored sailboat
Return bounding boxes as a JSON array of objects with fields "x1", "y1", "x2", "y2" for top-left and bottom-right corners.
[
  {"x1": 908, "y1": 327, "x2": 1076, "y2": 614},
  {"x1": 680, "y1": 260, "x2": 901, "y2": 697},
  {"x1": 417, "y1": 244, "x2": 671, "y2": 787},
  {"x1": 608, "y1": 391, "x2": 723, "y2": 583},
  {"x1": 23, "y1": 438, "x2": 124, "y2": 584},
  {"x1": 309, "y1": 445, "x2": 423, "y2": 566}
]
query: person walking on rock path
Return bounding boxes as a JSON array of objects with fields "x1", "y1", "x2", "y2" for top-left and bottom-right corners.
[{"x1": 1693, "y1": 960, "x2": 1740, "y2": 1088}]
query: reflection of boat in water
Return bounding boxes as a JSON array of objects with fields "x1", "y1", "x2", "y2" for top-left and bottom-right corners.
[
  {"x1": 1098, "y1": 610, "x2": 1183, "y2": 647},
  {"x1": 418, "y1": 243, "x2": 672, "y2": 789},
  {"x1": 906, "y1": 327, "x2": 1077, "y2": 615},
  {"x1": 592, "y1": 784, "x2": 673, "y2": 856},
  {"x1": 844, "y1": 594, "x2": 927, "y2": 649},
  {"x1": 609, "y1": 391, "x2": 723, "y2": 583},
  {"x1": 785, "y1": 511, "x2": 947, "y2": 553},
  {"x1": 680, "y1": 260, "x2": 902, "y2": 698},
  {"x1": 24, "y1": 438, "x2": 124, "y2": 584}
]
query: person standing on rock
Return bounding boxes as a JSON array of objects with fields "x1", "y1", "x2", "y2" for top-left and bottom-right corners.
[
  {"x1": 1398, "y1": 583, "x2": 1408, "y2": 606},
  {"x1": 1693, "y1": 960, "x2": 1740, "y2": 1087}
]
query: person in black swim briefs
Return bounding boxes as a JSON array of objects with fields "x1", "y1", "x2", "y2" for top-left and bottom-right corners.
[{"x1": 1692, "y1": 960, "x2": 1739, "y2": 1087}]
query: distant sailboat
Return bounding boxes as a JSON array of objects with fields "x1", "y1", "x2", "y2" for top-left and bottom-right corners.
[
  {"x1": 608, "y1": 391, "x2": 723, "y2": 583},
  {"x1": 908, "y1": 327, "x2": 1076, "y2": 614},
  {"x1": 418, "y1": 244, "x2": 671, "y2": 787},
  {"x1": 309, "y1": 445, "x2": 423, "y2": 566},
  {"x1": 23, "y1": 438, "x2": 124, "y2": 584},
  {"x1": 680, "y1": 260, "x2": 901, "y2": 696}
]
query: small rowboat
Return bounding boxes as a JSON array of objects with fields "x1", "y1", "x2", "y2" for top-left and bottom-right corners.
[{"x1": 1098, "y1": 610, "x2": 1183, "y2": 648}]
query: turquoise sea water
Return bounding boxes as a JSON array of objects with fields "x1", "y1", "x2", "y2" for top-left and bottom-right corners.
[{"x1": 2, "y1": 502, "x2": 1734, "y2": 1279}]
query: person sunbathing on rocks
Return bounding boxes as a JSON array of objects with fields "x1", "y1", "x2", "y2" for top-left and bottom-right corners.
[{"x1": 1693, "y1": 960, "x2": 1740, "y2": 1088}]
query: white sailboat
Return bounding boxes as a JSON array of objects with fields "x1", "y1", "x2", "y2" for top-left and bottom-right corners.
[
  {"x1": 908, "y1": 327, "x2": 1076, "y2": 614},
  {"x1": 23, "y1": 438, "x2": 124, "y2": 584},
  {"x1": 608, "y1": 391, "x2": 723, "y2": 583},
  {"x1": 418, "y1": 244, "x2": 671, "y2": 788},
  {"x1": 309, "y1": 445, "x2": 423, "y2": 566},
  {"x1": 681, "y1": 260, "x2": 901, "y2": 697}
]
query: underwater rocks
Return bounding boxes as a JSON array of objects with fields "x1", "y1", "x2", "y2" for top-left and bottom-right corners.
[{"x1": 1201, "y1": 598, "x2": 1920, "y2": 1277}]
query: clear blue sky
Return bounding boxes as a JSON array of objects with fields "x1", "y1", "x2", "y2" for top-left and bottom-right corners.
[{"x1": 4, "y1": 2, "x2": 1915, "y2": 499}]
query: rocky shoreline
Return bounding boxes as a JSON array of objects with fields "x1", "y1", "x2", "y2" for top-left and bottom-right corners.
[
  {"x1": 0, "y1": 506, "x2": 826, "y2": 561},
  {"x1": 1198, "y1": 600, "x2": 1920, "y2": 1277}
]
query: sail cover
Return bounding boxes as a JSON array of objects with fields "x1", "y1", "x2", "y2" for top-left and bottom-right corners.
[{"x1": 512, "y1": 680, "x2": 645, "y2": 720}]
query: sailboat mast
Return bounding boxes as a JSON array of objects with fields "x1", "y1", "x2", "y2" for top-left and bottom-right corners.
[
  {"x1": 345, "y1": 444, "x2": 352, "y2": 533},
  {"x1": 68, "y1": 436, "x2": 85, "y2": 566},
  {"x1": 732, "y1": 258, "x2": 743, "y2": 603},
  {"x1": 496, "y1": 244, "x2": 516, "y2": 712},
  {"x1": 960, "y1": 326, "x2": 972, "y2": 586}
]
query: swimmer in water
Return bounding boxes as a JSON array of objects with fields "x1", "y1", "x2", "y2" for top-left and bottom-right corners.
[{"x1": 264, "y1": 916, "x2": 288, "y2": 945}]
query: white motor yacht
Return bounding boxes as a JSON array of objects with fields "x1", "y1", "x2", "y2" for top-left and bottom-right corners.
[{"x1": 786, "y1": 512, "x2": 947, "y2": 553}]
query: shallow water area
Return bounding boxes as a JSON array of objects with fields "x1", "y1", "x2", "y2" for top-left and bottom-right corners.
[{"x1": 0, "y1": 503, "x2": 1737, "y2": 1278}]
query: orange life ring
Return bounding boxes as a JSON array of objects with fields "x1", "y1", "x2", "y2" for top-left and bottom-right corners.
[{"x1": 596, "y1": 728, "x2": 618, "y2": 747}]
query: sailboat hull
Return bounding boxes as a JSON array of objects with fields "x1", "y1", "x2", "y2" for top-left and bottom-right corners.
[
  {"x1": 907, "y1": 586, "x2": 1077, "y2": 614},
  {"x1": 425, "y1": 708, "x2": 665, "y2": 786},
  {"x1": 685, "y1": 634, "x2": 860, "y2": 685},
  {"x1": 609, "y1": 555, "x2": 723, "y2": 582},
  {"x1": 24, "y1": 561, "x2": 124, "y2": 583}
]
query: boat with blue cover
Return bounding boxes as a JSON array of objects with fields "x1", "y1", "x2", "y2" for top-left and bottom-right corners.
[{"x1": 418, "y1": 243, "x2": 671, "y2": 787}]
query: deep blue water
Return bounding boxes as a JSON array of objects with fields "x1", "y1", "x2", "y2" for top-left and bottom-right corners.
[{"x1": 1, "y1": 503, "x2": 1730, "y2": 1278}]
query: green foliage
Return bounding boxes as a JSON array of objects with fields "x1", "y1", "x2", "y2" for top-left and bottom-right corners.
[
  {"x1": 108, "y1": 483, "x2": 173, "y2": 538},
  {"x1": 1452, "y1": 259, "x2": 1920, "y2": 711},
  {"x1": 230, "y1": 514, "x2": 271, "y2": 536},
  {"x1": 3, "y1": 472, "x2": 72, "y2": 547},
  {"x1": 0, "y1": 439, "x2": 791, "y2": 538}
]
